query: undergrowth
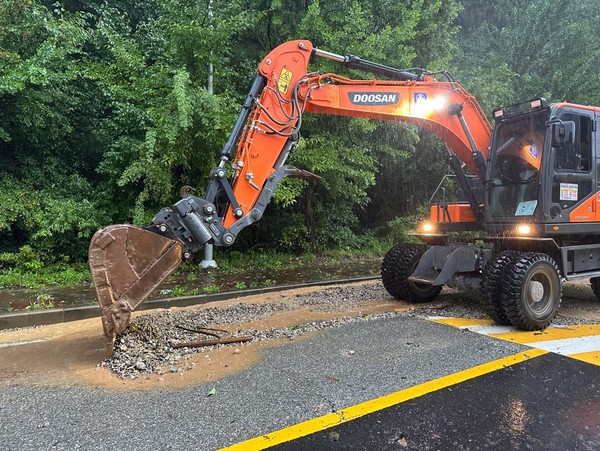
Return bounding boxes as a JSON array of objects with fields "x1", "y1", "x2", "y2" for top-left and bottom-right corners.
[
  {"x1": 0, "y1": 264, "x2": 90, "y2": 289},
  {"x1": 0, "y1": 215, "x2": 417, "y2": 290}
]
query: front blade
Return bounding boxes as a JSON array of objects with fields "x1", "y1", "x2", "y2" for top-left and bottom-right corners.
[{"x1": 89, "y1": 225, "x2": 183, "y2": 337}]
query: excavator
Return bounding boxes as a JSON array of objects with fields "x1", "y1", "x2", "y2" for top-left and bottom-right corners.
[{"x1": 89, "y1": 39, "x2": 600, "y2": 339}]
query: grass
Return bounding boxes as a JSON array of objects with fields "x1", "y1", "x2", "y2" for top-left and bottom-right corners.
[
  {"x1": 214, "y1": 247, "x2": 385, "y2": 275},
  {"x1": 159, "y1": 285, "x2": 221, "y2": 297},
  {"x1": 234, "y1": 281, "x2": 247, "y2": 290},
  {"x1": 203, "y1": 285, "x2": 221, "y2": 294},
  {"x1": 0, "y1": 245, "x2": 387, "y2": 293},
  {"x1": 0, "y1": 212, "x2": 421, "y2": 293},
  {"x1": 0, "y1": 264, "x2": 90, "y2": 289},
  {"x1": 26, "y1": 293, "x2": 57, "y2": 311}
]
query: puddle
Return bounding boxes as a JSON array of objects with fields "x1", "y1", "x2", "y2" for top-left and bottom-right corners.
[
  {"x1": 0, "y1": 256, "x2": 382, "y2": 313},
  {"x1": 0, "y1": 281, "x2": 396, "y2": 390}
]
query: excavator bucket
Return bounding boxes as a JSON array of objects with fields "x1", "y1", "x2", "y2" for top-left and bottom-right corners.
[{"x1": 89, "y1": 225, "x2": 183, "y2": 338}]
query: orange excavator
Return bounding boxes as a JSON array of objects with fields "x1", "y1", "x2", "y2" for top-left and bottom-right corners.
[{"x1": 90, "y1": 39, "x2": 600, "y2": 338}]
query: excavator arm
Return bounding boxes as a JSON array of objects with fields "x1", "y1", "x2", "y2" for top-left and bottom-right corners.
[{"x1": 89, "y1": 40, "x2": 492, "y2": 337}]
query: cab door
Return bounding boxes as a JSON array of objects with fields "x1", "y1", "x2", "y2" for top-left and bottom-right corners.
[
  {"x1": 595, "y1": 112, "x2": 600, "y2": 221},
  {"x1": 546, "y1": 110, "x2": 596, "y2": 223}
]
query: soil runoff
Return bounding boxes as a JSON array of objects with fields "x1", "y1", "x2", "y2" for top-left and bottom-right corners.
[{"x1": 102, "y1": 280, "x2": 600, "y2": 379}]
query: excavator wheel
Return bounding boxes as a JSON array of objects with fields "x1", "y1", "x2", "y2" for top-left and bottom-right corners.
[
  {"x1": 499, "y1": 252, "x2": 561, "y2": 331},
  {"x1": 590, "y1": 277, "x2": 600, "y2": 300},
  {"x1": 480, "y1": 250, "x2": 520, "y2": 326},
  {"x1": 381, "y1": 243, "x2": 441, "y2": 303}
]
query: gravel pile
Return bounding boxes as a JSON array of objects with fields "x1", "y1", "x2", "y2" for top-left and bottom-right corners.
[
  {"x1": 100, "y1": 282, "x2": 600, "y2": 379},
  {"x1": 101, "y1": 283, "x2": 394, "y2": 379}
]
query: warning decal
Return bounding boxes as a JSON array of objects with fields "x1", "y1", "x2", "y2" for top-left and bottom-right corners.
[
  {"x1": 560, "y1": 183, "x2": 578, "y2": 201},
  {"x1": 278, "y1": 68, "x2": 293, "y2": 94}
]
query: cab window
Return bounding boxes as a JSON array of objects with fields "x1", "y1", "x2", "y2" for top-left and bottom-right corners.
[{"x1": 554, "y1": 114, "x2": 592, "y2": 173}]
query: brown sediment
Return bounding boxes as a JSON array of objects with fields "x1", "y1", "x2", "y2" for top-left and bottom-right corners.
[
  {"x1": 0, "y1": 281, "x2": 399, "y2": 390},
  {"x1": 1, "y1": 278, "x2": 599, "y2": 390}
]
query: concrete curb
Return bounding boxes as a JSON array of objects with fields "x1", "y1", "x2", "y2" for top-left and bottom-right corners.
[{"x1": 0, "y1": 276, "x2": 381, "y2": 330}]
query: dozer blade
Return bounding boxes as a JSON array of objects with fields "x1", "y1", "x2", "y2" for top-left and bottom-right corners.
[{"x1": 89, "y1": 225, "x2": 183, "y2": 337}]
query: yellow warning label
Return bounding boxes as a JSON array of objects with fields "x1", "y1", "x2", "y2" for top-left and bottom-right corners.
[{"x1": 278, "y1": 68, "x2": 293, "y2": 94}]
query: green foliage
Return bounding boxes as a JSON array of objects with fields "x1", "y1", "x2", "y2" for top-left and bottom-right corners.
[
  {"x1": 26, "y1": 293, "x2": 56, "y2": 311},
  {"x1": 251, "y1": 0, "x2": 462, "y2": 250},
  {"x1": 0, "y1": 263, "x2": 89, "y2": 289},
  {"x1": 262, "y1": 279, "x2": 275, "y2": 287},
  {"x1": 384, "y1": 215, "x2": 422, "y2": 245},
  {"x1": 0, "y1": 0, "x2": 251, "y2": 260},
  {"x1": 171, "y1": 286, "x2": 200, "y2": 296},
  {"x1": 0, "y1": 245, "x2": 43, "y2": 272},
  {"x1": 0, "y1": 1, "x2": 110, "y2": 261},
  {"x1": 0, "y1": 0, "x2": 510, "y2": 266},
  {"x1": 455, "y1": 0, "x2": 600, "y2": 112},
  {"x1": 203, "y1": 284, "x2": 221, "y2": 294},
  {"x1": 216, "y1": 249, "x2": 305, "y2": 273}
]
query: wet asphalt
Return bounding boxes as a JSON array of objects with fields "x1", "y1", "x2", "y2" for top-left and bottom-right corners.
[
  {"x1": 274, "y1": 352, "x2": 600, "y2": 450},
  {"x1": 0, "y1": 315, "x2": 538, "y2": 450}
]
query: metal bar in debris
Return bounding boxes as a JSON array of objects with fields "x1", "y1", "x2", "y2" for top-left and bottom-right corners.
[
  {"x1": 172, "y1": 336, "x2": 252, "y2": 349},
  {"x1": 176, "y1": 325, "x2": 221, "y2": 338}
]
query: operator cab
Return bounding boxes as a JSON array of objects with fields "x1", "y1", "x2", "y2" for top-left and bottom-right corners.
[{"x1": 484, "y1": 98, "x2": 599, "y2": 237}]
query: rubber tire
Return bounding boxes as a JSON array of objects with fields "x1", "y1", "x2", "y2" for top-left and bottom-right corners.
[
  {"x1": 480, "y1": 251, "x2": 519, "y2": 325},
  {"x1": 500, "y1": 253, "x2": 562, "y2": 331},
  {"x1": 381, "y1": 243, "x2": 441, "y2": 303},
  {"x1": 591, "y1": 277, "x2": 600, "y2": 300}
]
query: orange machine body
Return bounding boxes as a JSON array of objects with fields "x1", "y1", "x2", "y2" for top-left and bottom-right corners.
[
  {"x1": 430, "y1": 204, "x2": 479, "y2": 224},
  {"x1": 224, "y1": 40, "x2": 491, "y2": 228}
]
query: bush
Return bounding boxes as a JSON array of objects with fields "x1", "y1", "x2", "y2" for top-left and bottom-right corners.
[
  {"x1": 0, "y1": 245, "x2": 43, "y2": 271},
  {"x1": 381, "y1": 215, "x2": 422, "y2": 245}
]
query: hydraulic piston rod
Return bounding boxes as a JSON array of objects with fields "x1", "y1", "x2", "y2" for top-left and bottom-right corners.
[{"x1": 313, "y1": 47, "x2": 424, "y2": 81}]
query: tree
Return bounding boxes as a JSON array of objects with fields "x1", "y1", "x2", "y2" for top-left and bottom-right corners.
[
  {"x1": 0, "y1": 0, "x2": 465, "y2": 264},
  {"x1": 235, "y1": 0, "x2": 463, "y2": 251},
  {"x1": 0, "y1": 1, "x2": 106, "y2": 261},
  {"x1": 454, "y1": 0, "x2": 600, "y2": 111}
]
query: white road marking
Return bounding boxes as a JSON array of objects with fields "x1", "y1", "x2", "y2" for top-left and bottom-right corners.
[
  {"x1": 524, "y1": 335, "x2": 600, "y2": 355},
  {"x1": 458, "y1": 324, "x2": 516, "y2": 335},
  {"x1": 428, "y1": 316, "x2": 600, "y2": 358}
]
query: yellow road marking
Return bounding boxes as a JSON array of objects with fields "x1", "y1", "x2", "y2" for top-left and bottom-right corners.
[
  {"x1": 569, "y1": 350, "x2": 600, "y2": 366},
  {"x1": 220, "y1": 349, "x2": 547, "y2": 451},
  {"x1": 432, "y1": 317, "x2": 495, "y2": 327},
  {"x1": 431, "y1": 318, "x2": 600, "y2": 367}
]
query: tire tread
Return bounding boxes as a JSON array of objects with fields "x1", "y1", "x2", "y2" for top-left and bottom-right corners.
[
  {"x1": 500, "y1": 252, "x2": 561, "y2": 331},
  {"x1": 381, "y1": 243, "x2": 441, "y2": 303}
]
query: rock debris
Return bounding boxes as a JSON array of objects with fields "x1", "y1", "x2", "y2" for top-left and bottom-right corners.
[
  {"x1": 101, "y1": 283, "x2": 395, "y2": 378},
  {"x1": 100, "y1": 282, "x2": 600, "y2": 379}
]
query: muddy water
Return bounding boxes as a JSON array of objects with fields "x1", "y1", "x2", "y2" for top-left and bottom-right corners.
[
  {"x1": 0, "y1": 281, "x2": 400, "y2": 389},
  {"x1": 1, "y1": 279, "x2": 599, "y2": 390},
  {"x1": 0, "y1": 255, "x2": 382, "y2": 313}
]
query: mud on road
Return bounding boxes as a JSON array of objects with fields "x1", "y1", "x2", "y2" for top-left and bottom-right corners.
[{"x1": 0, "y1": 279, "x2": 598, "y2": 390}]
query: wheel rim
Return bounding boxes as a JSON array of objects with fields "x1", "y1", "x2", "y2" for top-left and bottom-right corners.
[
  {"x1": 529, "y1": 281, "x2": 544, "y2": 302},
  {"x1": 523, "y1": 264, "x2": 558, "y2": 319}
]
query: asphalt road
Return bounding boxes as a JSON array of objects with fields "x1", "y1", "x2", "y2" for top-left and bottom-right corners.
[
  {"x1": 1, "y1": 282, "x2": 600, "y2": 450},
  {"x1": 0, "y1": 313, "x2": 528, "y2": 450}
]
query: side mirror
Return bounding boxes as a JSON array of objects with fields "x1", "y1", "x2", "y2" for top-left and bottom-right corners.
[{"x1": 552, "y1": 120, "x2": 576, "y2": 147}]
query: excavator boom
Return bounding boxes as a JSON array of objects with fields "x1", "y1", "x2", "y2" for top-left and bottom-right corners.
[{"x1": 89, "y1": 40, "x2": 492, "y2": 338}]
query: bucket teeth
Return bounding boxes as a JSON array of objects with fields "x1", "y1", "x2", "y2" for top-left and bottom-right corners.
[{"x1": 89, "y1": 225, "x2": 183, "y2": 337}]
